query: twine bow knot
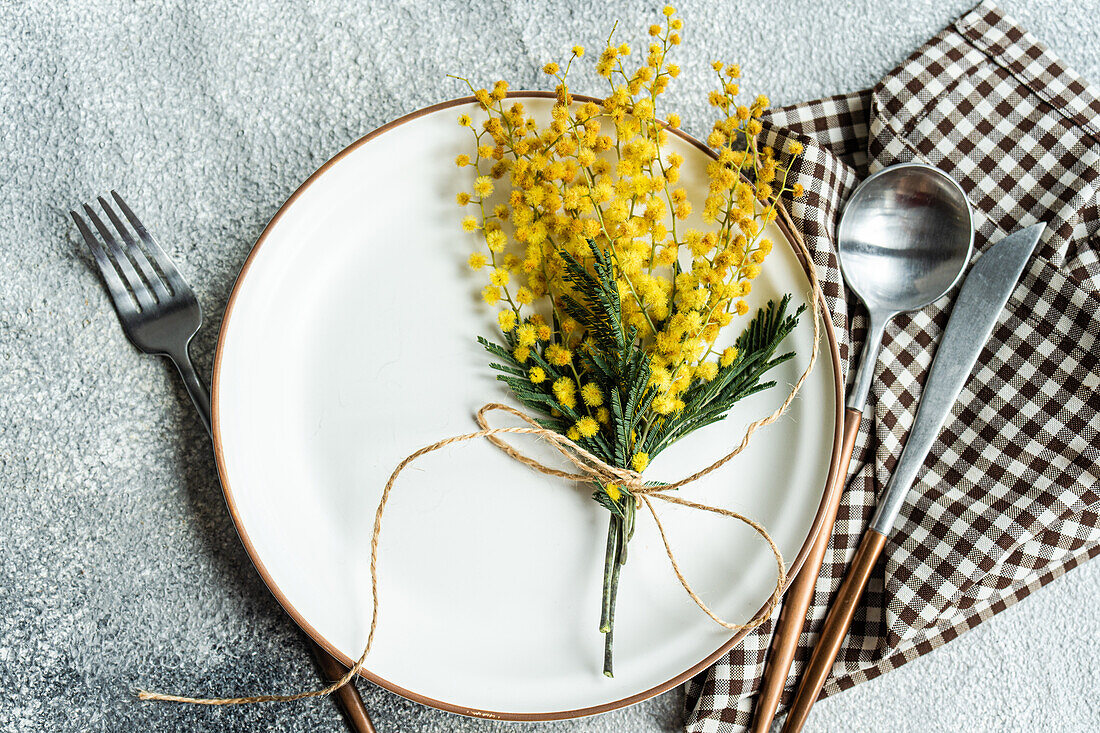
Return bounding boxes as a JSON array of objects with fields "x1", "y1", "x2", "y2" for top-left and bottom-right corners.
[{"x1": 471, "y1": 401, "x2": 790, "y2": 631}]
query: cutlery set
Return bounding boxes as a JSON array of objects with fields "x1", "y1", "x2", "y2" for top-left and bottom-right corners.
[{"x1": 752, "y1": 164, "x2": 1043, "y2": 731}]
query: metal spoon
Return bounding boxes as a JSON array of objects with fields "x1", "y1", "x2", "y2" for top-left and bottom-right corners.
[
  {"x1": 839, "y1": 162, "x2": 974, "y2": 412},
  {"x1": 750, "y1": 162, "x2": 972, "y2": 733}
]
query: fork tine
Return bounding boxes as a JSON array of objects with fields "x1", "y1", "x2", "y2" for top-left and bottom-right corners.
[
  {"x1": 83, "y1": 203, "x2": 156, "y2": 310},
  {"x1": 97, "y1": 195, "x2": 171, "y2": 302},
  {"x1": 110, "y1": 191, "x2": 188, "y2": 295},
  {"x1": 71, "y1": 209, "x2": 138, "y2": 316}
]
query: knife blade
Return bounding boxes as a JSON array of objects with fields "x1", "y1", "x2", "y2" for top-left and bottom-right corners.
[{"x1": 868, "y1": 222, "x2": 1045, "y2": 534}]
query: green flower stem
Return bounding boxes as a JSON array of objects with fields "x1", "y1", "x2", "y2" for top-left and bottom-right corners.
[
  {"x1": 601, "y1": 509, "x2": 627, "y2": 678},
  {"x1": 602, "y1": 624, "x2": 615, "y2": 679},
  {"x1": 603, "y1": 538, "x2": 624, "y2": 678},
  {"x1": 599, "y1": 513, "x2": 620, "y2": 633}
]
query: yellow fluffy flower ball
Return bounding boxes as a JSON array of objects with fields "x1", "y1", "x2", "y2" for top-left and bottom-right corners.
[
  {"x1": 576, "y1": 417, "x2": 600, "y2": 438},
  {"x1": 580, "y1": 382, "x2": 603, "y2": 406}
]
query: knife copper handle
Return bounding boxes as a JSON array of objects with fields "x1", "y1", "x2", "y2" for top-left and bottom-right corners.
[
  {"x1": 749, "y1": 407, "x2": 863, "y2": 733},
  {"x1": 780, "y1": 528, "x2": 888, "y2": 733}
]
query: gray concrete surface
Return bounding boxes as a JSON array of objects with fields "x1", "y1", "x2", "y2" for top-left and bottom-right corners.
[{"x1": 1, "y1": 1, "x2": 1097, "y2": 731}]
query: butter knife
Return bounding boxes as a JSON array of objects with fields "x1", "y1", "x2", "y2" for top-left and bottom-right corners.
[{"x1": 781, "y1": 223, "x2": 1045, "y2": 732}]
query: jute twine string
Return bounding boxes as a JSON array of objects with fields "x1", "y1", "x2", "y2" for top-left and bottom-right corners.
[{"x1": 139, "y1": 204, "x2": 822, "y2": 705}]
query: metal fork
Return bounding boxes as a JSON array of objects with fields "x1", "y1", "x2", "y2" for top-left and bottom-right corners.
[
  {"x1": 71, "y1": 191, "x2": 377, "y2": 733},
  {"x1": 71, "y1": 193, "x2": 210, "y2": 429}
]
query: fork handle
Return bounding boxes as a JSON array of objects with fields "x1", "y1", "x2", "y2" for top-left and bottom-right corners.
[
  {"x1": 310, "y1": 643, "x2": 378, "y2": 733},
  {"x1": 165, "y1": 346, "x2": 378, "y2": 733},
  {"x1": 168, "y1": 346, "x2": 212, "y2": 436}
]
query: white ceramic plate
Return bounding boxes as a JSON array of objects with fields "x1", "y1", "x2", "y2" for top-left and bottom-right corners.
[{"x1": 213, "y1": 94, "x2": 843, "y2": 720}]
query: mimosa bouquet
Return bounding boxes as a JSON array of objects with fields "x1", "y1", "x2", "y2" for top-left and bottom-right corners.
[{"x1": 454, "y1": 6, "x2": 806, "y2": 676}]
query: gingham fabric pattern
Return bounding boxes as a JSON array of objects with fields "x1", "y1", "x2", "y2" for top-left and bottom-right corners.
[{"x1": 685, "y1": 3, "x2": 1100, "y2": 730}]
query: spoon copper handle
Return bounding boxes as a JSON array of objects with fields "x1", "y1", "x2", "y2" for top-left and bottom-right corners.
[
  {"x1": 781, "y1": 528, "x2": 888, "y2": 733},
  {"x1": 749, "y1": 407, "x2": 862, "y2": 733}
]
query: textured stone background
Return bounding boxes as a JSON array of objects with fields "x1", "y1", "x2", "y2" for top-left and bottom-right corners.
[{"x1": 1, "y1": 1, "x2": 1098, "y2": 731}]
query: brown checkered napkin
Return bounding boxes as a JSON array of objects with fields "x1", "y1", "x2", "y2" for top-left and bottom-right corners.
[{"x1": 685, "y1": 2, "x2": 1100, "y2": 730}]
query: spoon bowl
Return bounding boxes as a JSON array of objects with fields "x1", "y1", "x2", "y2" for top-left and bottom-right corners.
[
  {"x1": 838, "y1": 162, "x2": 973, "y2": 409},
  {"x1": 837, "y1": 163, "x2": 973, "y2": 314}
]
